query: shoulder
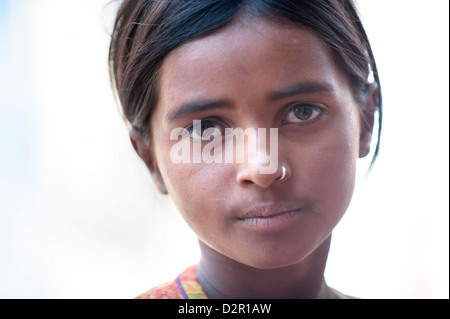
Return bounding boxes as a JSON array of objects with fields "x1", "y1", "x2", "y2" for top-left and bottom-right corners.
[
  {"x1": 135, "y1": 265, "x2": 208, "y2": 299},
  {"x1": 135, "y1": 280, "x2": 184, "y2": 299},
  {"x1": 330, "y1": 288, "x2": 359, "y2": 299}
]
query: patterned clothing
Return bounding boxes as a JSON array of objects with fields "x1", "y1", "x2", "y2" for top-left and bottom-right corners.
[
  {"x1": 136, "y1": 265, "x2": 207, "y2": 299},
  {"x1": 136, "y1": 264, "x2": 354, "y2": 299}
]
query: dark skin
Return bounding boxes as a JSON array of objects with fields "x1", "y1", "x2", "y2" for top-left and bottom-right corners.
[
  {"x1": 131, "y1": 18, "x2": 378, "y2": 298},
  {"x1": 197, "y1": 236, "x2": 334, "y2": 299}
]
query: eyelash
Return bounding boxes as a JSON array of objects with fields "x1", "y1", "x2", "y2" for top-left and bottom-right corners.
[
  {"x1": 185, "y1": 103, "x2": 325, "y2": 142},
  {"x1": 185, "y1": 119, "x2": 226, "y2": 142},
  {"x1": 282, "y1": 103, "x2": 325, "y2": 125}
]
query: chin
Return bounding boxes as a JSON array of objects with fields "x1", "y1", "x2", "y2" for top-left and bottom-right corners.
[
  {"x1": 233, "y1": 234, "x2": 332, "y2": 271},
  {"x1": 234, "y1": 246, "x2": 314, "y2": 270}
]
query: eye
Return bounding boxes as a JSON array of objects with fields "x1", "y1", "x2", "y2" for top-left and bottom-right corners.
[
  {"x1": 283, "y1": 104, "x2": 324, "y2": 124},
  {"x1": 186, "y1": 120, "x2": 225, "y2": 142}
]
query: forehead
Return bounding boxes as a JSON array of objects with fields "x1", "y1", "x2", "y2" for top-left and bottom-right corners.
[{"x1": 157, "y1": 18, "x2": 349, "y2": 113}]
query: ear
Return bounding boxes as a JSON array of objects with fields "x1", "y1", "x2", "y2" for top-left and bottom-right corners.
[
  {"x1": 359, "y1": 83, "x2": 379, "y2": 158},
  {"x1": 129, "y1": 128, "x2": 168, "y2": 194}
]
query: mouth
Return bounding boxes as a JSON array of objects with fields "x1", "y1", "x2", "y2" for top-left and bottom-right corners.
[{"x1": 235, "y1": 204, "x2": 302, "y2": 231}]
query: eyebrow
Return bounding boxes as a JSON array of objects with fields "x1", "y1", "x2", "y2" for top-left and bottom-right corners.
[
  {"x1": 166, "y1": 100, "x2": 232, "y2": 123},
  {"x1": 166, "y1": 81, "x2": 334, "y2": 123},
  {"x1": 269, "y1": 81, "x2": 335, "y2": 101}
]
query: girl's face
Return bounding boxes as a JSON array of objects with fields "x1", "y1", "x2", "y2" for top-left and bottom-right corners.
[{"x1": 147, "y1": 19, "x2": 371, "y2": 269}]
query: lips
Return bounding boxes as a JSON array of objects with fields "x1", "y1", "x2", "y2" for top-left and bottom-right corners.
[{"x1": 235, "y1": 203, "x2": 302, "y2": 230}]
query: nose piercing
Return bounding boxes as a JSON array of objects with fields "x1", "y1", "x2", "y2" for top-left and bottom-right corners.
[{"x1": 278, "y1": 165, "x2": 286, "y2": 181}]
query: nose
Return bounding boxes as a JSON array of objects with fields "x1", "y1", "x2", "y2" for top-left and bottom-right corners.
[
  {"x1": 236, "y1": 161, "x2": 284, "y2": 188},
  {"x1": 230, "y1": 126, "x2": 284, "y2": 188}
]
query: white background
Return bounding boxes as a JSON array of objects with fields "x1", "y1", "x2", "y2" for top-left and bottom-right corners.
[{"x1": 0, "y1": 0, "x2": 448, "y2": 298}]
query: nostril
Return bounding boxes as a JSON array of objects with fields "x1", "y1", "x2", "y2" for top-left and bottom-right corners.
[{"x1": 242, "y1": 179, "x2": 255, "y2": 185}]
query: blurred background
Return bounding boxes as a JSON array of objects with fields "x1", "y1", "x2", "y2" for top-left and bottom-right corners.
[{"x1": 0, "y1": 0, "x2": 448, "y2": 298}]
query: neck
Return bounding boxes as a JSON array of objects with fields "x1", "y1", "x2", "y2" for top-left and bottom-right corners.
[{"x1": 197, "y1": 235, "x2": 335, "y2": 299}]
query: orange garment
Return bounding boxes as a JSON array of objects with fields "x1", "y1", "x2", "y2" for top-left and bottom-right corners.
[
  {"x1": 136, "y1": 265, "x2": 207, "y2": 299},
  {"x1": 136, "y1": 264, "x2": 355, "y2": 299}
]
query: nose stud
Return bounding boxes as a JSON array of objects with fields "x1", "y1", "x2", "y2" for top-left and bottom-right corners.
[{"x1": 278, "y1": 165, "x2": 286, "y2": 181}]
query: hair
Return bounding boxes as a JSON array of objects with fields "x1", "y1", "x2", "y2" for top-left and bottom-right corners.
[{"x1": 109, "y1": 0, "x2": 382, "y2": 165}]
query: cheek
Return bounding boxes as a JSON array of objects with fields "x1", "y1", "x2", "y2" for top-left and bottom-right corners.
[
  {"x1": 161, "y1": 162, "x2": 208, "y2": 233},
  {"x1": 320, "y1": 138, "x2": 358, "y2": 205},
  {"x1": 158, "y1": 150, "x2": 230, "y2": 232},
  {"x1": 311, "y1": 113, "x2": 361, "y2": 220}
]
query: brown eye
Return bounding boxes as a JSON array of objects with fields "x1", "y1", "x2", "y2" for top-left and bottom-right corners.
[
  {"x1": 295, "y1": 105, "x2": 315, "y2": 120},
  {"x1": 186, "y1": 120, "x2": 225, "y2": 142},
  {"x1": 284, "y1": 104, "x2": 323, "y2": 124}
]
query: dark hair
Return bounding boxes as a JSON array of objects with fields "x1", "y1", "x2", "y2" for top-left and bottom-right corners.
[{"x1": 109, "y1": 0, "x2": 382, "y2": 164}]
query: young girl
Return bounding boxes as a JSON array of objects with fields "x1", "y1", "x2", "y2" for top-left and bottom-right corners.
[{"x1": 109, "y1": 0, "x2": 382, "y2": 299}]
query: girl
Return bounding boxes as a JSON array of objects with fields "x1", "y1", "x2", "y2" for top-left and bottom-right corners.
[{"x1": 109, "y1": 0, "x2": 382, "y2": 299}]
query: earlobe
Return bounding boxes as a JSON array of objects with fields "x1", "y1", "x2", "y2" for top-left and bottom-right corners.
[
  {"x1": 359, "y1": 131, "x2": 373, "y2": 158},
  {"x1": 129, "y1": 128, "x2": 168, "y2": 194},
  {"x1": 359, "y1": 83, "x2": 379, "y2": 158}
]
